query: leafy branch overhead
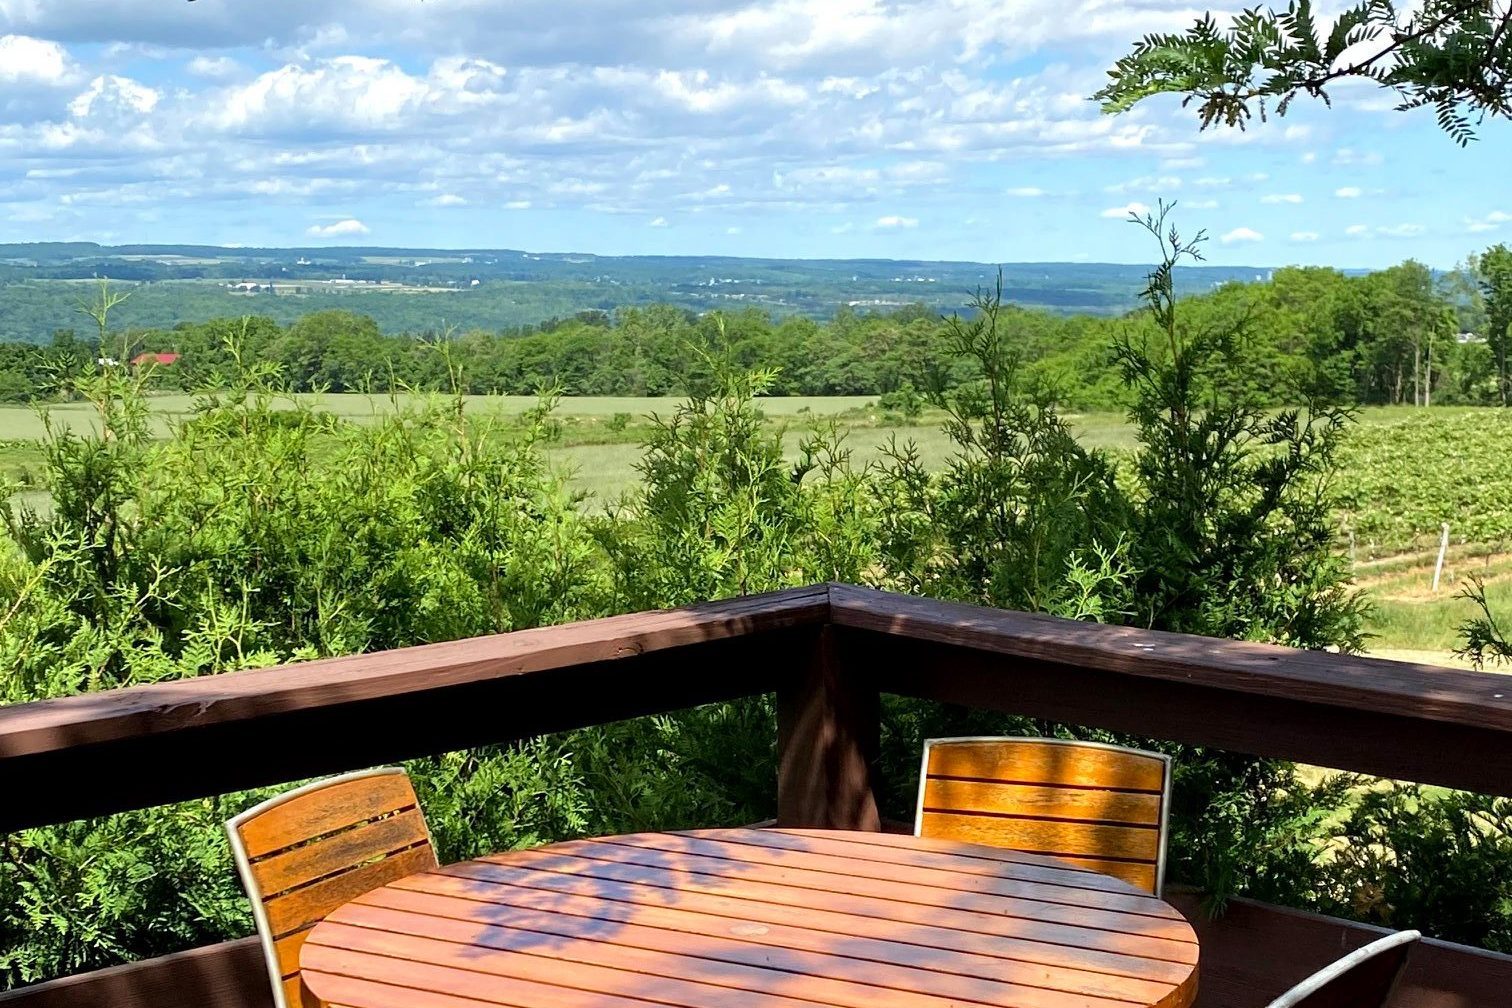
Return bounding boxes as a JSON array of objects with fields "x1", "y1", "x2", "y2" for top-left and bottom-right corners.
[{"x1": 1096, "y1": 0, "x2": 1512, "y2": 143}]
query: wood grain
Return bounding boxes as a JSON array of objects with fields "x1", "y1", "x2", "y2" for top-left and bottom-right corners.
[
  {"x1": 263, "y1": 844, "x2": 438, "y2": 940},
  {"x1": 628, "y1": 831, "x2": 1176, "y2": 915},
  {"x1": 926, "y1": 740, "x2": 1167, "y2": 793},
  {"x1": 239, "y1": 775, "x2": 422, "y2": 859},
  {"x1": 924, "y1": 778, "x2": 1163, "y2": 824},
  {"x1": 828, "y1": 584, "x2": 1512, "y2": 734},
  {"x1": 0, "y1": 586, "x2": 828, "y2": 832},
  {"x1": 250, "y1": 808, "x2": 430, "y2": 898},
  {"x1": 776, "y1": 623, "x2": 880, "y2": 830},
  {"x1": 834, "y1": 615, "x2": 1512, "y2": 798},
  {"x1": 300, "y1": 828, "x2": 1200, "y2": 1008},
  {"x1": 354, "y1": 884, "x2": 1178, "y2": 1004}
]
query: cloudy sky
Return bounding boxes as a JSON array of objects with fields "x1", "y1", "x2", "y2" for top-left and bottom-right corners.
[{"x1": 1, "y1": 0, "x2": 1507, "y2": 266}]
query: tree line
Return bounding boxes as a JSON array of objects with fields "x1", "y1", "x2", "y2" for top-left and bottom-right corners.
[{"x1": 5, "y1": 247, "x2": 1512, "y2": 408}]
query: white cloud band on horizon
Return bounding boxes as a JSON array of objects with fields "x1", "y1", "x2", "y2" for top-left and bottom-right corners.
[{"x1": 306, "y1": 218, "x2": 370, "y2": 237}]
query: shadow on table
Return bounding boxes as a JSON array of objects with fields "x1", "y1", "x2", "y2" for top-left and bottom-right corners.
[{"x1": 318, "y1": 827, "x2": 1198, "y2": 1008}]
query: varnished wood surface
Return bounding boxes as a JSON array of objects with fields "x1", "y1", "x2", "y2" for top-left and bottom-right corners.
[
  {"x1": 827, "y1": 585, "x2": 1512, "y2": 733},
  {"x1": 0, "y1": 587, "x2": 827, "y2": 832},
  {"x1": 229, "y1": 769, "x2": 439, "y2": 1008},
  {"x1": 9, "y1": 582, "x2": 1512, "y2": 832},
  {"x1": 918, "y1": 739, "x2": 1169, "y2": 894},
  {"x1": 301, "y1": 828, "x2": 1199, "y2": 1008}
]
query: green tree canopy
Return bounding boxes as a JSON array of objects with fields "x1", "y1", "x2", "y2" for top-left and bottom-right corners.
[{"x1": 1097, "y1": 0, "x2": 1512, "y2": 143}]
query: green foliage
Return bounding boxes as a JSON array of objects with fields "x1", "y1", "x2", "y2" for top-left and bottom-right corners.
[
  {"x1": 1455, "y1": 574, "x2": 1512, "y2": 667},
  {"x1": 1335, "y1": 410, "x2": 1512, "y2": 548},
  {"x1": 877, "y1": 381, "x2": 924, "y2": 422},
  {"x1": 602, "y1": 339, "x2": 882, "y2": 610},
  {"x1": 1116, "y1": 207, "x2": 1367, "y2": 648},
  {"x1": 1324, "y1": 783, "x2": 1512, "y2": 951},
  {"x1": 1480, "y1": 243, "x2": 1512, "y2": 404},
  {"x1": 1097, "y1": 0, "x2": 1512, "y2": 143},
  {"x1": 876, "y1": 278, "x2": 1135, "y2": 618}
]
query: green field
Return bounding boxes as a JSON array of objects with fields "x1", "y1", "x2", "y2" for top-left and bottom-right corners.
[{"x1": 3, "y1": 394, "x2": 1508, "y2": 663}]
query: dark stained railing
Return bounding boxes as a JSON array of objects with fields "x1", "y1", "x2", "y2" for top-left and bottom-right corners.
[{"x1": 2, "y1": 583, "x2": 1510, "y2": 1007}]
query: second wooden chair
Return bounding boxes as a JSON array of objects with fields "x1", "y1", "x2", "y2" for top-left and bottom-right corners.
[
  {"x1": 226, "y1": 767, "x2": 438, "y2": 1008},
  {"x1": 915, "y1": 736, "x2": 1172, "y2": 894}
]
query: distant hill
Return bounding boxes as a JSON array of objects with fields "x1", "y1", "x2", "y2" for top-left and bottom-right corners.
[{"x1": 0, "y1": 242, "x2": 1294, "y2": 344}]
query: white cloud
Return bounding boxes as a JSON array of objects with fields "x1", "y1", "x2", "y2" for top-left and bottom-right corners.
[
  {"x1": 1183, "y1": 198, "x2": 1218, "y2": 209},
  {"x1": 69, "y1": 74, "x2": 159, "y2": 118},
  {"x1": 873, "y1": 215, "x2": 918, "y2": 229},
  {"x1": 1333, "y1": 148, "x2": 1384, "y2": 166},
  {"x1": 187, "y1": 55, "x2": 241, "y2": 79},
  {"x1": 649, "y1": 216, "x2": 669, "y2": 227},
  {"x1": 504, "y1": 200, "x2": 532, "y2": 210},
  {"x1": 0, "y1": 34, "x2": 73, "y2": 84},
  {"x1": 1335, "y1": 186, "x2": 1363, "y2": 198},
  {"x1": 424, "y1": 193, "x2": 468, "y2": 207},
  {"x1": 306, "y1": 218, "x2": 370, "y2": 237},
  {"x1": 1006, "y1": 186, "x2": 1046, "y2": 197},
  {"x1": 1466, "y1": 210, "x2": 1511, "y2": 233},
  {"x1": 1100, "y1": 201, "x2": 1150, "y2": 219},
  {"x1": 1290, "y1": 231, "x2": 1320, "y2": 242},
  {"x1": 1260, "y1": 193, "x2": 1302, "y2": 204},
  {"x1": 726, "y1": 225, "x2": 743, "y2": 234},
  {"x1": 1220, "y1": 226, "x2": 1263, "y2": 244},
  {"x1": 1344, "y1": 222, "x2": 1423, "y2": 239},
  {"x1": 1105, "y1": 174, "x2": 1182, "y2": 194}
]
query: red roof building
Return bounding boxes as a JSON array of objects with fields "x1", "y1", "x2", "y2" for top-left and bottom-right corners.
[{"x1": 130, "y1": 352, "x2": 180, "y2": 367}]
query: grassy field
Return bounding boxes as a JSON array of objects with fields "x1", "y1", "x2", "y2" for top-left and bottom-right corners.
[{"x1": 1, "y1": 394, "x2": 1504, "y2": 664}]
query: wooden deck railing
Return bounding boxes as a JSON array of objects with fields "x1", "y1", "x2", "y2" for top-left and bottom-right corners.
[{"x1": 3, "y1": 583, "x2": 1511, "y2": 1007}]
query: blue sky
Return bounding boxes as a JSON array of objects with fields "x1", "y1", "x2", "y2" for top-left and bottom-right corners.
[{"x1": 0, "y1": 1, "x2": 1508, "y2": 268}]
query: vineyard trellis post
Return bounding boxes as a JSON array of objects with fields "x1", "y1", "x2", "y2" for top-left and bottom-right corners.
[{"x1": 1433, "y1": 522, "x2": 1451, "y2": 594}]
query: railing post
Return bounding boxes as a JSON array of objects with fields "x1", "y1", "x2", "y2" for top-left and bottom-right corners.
[{"x1": 776, "y1": 625, "x2": 881, "y2": 830}]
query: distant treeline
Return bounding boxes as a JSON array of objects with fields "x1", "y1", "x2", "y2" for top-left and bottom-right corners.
[{"x1": 6, "y1": 258, "x2": 1507, "y2": 407}]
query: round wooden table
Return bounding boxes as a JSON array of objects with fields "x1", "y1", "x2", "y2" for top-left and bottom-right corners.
[{"x1": 301, "y1": 827, "x2": 1198, "y2": 1008}]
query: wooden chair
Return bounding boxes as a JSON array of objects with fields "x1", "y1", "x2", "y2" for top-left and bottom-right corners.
[
  {"x1": 915, "y1": 736, "x2": 1172, "y2": 894},
  {"x1": 1266, "y1": 930, "x2": 1420, "y2": 1007},
  {"x1": 225, "y1": 768, "x2": 438, "y2": 1008}
]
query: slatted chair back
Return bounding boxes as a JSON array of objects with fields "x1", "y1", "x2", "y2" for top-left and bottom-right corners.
[
  {"x1": 1267, "y1": 930, "x2": 1420, "y2": 1008},
  {"x1": 226, "y1": 767, "x2": 438, "y2": 1008},
  {"x1": 915, "y1": 736, "x2": 1172, "y2": 894}
]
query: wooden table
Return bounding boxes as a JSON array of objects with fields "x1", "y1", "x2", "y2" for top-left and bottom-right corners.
[{"x1": 301, "y1": 827, "x2": 1199, "y2": 1008}]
